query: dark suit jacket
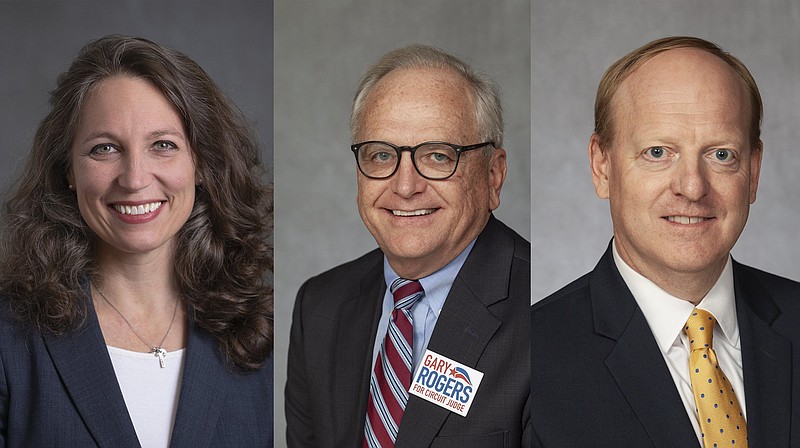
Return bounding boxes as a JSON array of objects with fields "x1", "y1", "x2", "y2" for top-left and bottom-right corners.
[
  {"x1": 0, "y1": 296, "x2": 274, "y2": 447},
  {"x1": 531, "y1": 243, "x2": 800, "y2": 447},
  {"x1": 286, "y1": 216, "x2": 531, "y2": 448}
]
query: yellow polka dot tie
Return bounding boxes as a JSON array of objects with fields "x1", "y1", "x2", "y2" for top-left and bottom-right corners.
[{"x1": 684, "y1": 308, "x2": 747, "y2": 447}]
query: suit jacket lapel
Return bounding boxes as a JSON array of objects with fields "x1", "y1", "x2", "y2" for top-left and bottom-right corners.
[
  {"x1": 733, "y1": 261, "x2": 792, "y2": 446},
  {"x1": 396, "y1": 217, "x2": 506, "y2": 447},
  {"x1": 591, "y1": 246, "x2": 699, "y2": 448},
  {"x1": 42, "y1": 298, "x2": 140, "y2": 447},
  {"x1": 169, "y1": 315, "x2": 231, "y2": 448},
  {"x1": 335, "y1": 257, "x2": 386, "y2": 447}
]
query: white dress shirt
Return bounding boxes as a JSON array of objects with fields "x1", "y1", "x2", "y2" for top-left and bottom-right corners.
[
  {"x1": 612, "y1": 243, "x2": 746, "y2": 446},
  {"x1": 371, "y1": 240, "x2": 476, "y2": 373}
]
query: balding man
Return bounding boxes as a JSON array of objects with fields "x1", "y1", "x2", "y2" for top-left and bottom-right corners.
[
  {"x1": 532, "y1": 36, "x2": 800, "y2": 447},
  {"x1": 287, "y1": 45, "x2": 530, "y2": 447}
]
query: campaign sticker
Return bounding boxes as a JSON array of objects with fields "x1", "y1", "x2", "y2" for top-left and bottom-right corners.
[{"x1": 409, "y1": 350, "x2": 484, "y2": 417}]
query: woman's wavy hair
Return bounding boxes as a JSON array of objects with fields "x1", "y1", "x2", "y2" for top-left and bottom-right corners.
[{"x1": 0, "y1": 35, "x2": 273, "y2": 371}]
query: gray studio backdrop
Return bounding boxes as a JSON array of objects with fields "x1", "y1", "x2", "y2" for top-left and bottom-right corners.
[
  {"x1": 274, "y1": 0, "x2": 531, "y2": 445},
  {"x1": 0, "y1": 0, "x2": 274, "y2": 188},
  {"x1": 532, "y1": 0, "x2": 800, "y2": 301}
]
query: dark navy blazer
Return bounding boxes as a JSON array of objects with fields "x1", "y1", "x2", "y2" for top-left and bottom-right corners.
[
  {"x1": 0, "y1": 296, "x2": 273, "y2": 447},
  {"x1": 532, "y1": 243, "x2": 800, "y2": 447},
  {"x1": 287, "y1": 216, "x2": 531, "y2": 448}
]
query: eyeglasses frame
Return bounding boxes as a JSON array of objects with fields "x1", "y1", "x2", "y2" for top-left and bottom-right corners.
[{"x1": 350, "y1": 140, "x2": 495, "y2": 180}]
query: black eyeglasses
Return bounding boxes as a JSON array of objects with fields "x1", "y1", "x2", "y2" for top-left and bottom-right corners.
[{"x1": 350, "y1": 141, "x2": 495, "y2": 180}]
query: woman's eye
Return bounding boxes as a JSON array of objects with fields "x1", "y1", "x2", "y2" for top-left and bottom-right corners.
[
  {"x1": 154, "y1": 140, "x2": 177, "y2": 151},
  {"x1": 644, "y1": 146, "x2": 667, "y2": 159},
  {"x1": 90, "y1": 144, "x2": 117, "y2": 155}
]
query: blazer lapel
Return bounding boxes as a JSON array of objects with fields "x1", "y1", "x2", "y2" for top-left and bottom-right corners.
[
  {"x1": 42, "y1": 300, "x2": 140, "y2": 447},
  {"x1": 396, "y1": 218, "x2": 507, "y2": 447},
  {"x1": 169, "y1": 315, "x2": 231, "y2": 448},
  {"x1": 591, "y1": 247, "x2": 699, "y2": 448},
  {"x1": 333, "y1": 259, "x2": 386, "y2": 447},
  {"x1": 733, "y1": 262, "x2": 792, "y2": 447}
]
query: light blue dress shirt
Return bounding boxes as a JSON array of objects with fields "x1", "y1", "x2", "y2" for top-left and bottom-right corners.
[{"x1": 370, "y1": 239, "x2": 477, "y2": 373}]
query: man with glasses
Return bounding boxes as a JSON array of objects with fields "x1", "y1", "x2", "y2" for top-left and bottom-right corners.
[{"x1": 286, "y1": 45, "x2": 530, "y2": 447}]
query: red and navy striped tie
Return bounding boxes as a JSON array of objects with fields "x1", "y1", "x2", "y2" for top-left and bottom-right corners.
[{"x1": 363, "y1": 278, "x2": 424, "y2": 447}]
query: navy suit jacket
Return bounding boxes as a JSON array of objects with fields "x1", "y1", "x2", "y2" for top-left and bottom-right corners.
[
  {"x1": 531, "y1": 244, "x2": 800, "y2": 447},
  {"x1": 0, "y1": 295, "x2": 274, "y2": 447},
  {"x1": 286, "y1": 216, "x2": 531, "y2": 447}
]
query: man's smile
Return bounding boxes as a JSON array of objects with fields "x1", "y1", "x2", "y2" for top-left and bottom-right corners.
[
  {"x1": 391, "y1": 208, "x2": 437, "y2": 217},
  {"x1": 664, "y1": 215, "x2": 712, "y2": 225}
]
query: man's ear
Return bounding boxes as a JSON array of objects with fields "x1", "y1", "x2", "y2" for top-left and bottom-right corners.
[
  {"x1": 748, "y1": 139, "x2": 763, "y2": 204},
  {"x1": 487, "y1": 147, "x2": 506, "y2": 211},
  {"x1": 589, "y1": 133, "x2": 610, "y2": 199}
]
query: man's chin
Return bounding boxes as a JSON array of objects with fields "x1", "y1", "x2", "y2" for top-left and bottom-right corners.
[
  {"x1": 382, "y1": 244, "x2": 436, "y2": 264},
  {"x1": 380, "y1": 243, "x2": 443, "y2": 277},
  {"x1": 638, "y1": 247, "x2": 730, "y2": 278}
]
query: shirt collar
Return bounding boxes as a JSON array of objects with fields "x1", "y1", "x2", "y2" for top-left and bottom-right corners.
[
  {"x1": 696, "y1": 258, "x2": 739, "y2": 347},
  {"x1": 383, "y1": 239, "x2": 477, "y2": 315},
  {"x1": 612, "y1": 242, "x2": 739, "y2": 353}
]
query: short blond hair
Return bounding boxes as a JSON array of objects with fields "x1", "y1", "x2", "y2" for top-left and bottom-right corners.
[{"x1": 594, "y1": 36, "x2": 762, "y2": 150}]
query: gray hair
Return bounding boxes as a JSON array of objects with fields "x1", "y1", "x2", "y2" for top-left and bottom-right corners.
[{"x1": 350, "y1": 44, "x2": 504, "y2": 151}]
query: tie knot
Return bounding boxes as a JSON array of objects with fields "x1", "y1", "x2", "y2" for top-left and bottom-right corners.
[
  {"x1": 684, "y1": 308, "x2": 716, "y2": 351},
  {"x1": 390, "y1": 278, "x2": 424, "y2": 310}
]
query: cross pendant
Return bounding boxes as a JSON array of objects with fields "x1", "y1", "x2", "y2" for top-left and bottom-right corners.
[{"x1": 152, "y1": 347, "x2": 167, "y2": 368}]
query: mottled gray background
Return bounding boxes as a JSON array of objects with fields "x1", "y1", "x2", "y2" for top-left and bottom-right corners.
[
  {"x1": 532, "y1": 0, "x2": 800, "y2": 301},
  {"x1": 274, "y1": 0, "x2": 531, "y2": 445},
  {"x1": 0, "y1": 0, "x2": 274, "y2": 190}
]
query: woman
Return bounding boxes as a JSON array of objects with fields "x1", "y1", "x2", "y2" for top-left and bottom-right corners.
[{"x1": 0, "y1": 35, "x2": 273, "y2": 446}]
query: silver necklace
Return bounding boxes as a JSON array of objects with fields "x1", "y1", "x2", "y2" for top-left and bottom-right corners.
[{"x1": 93, "y1": 282, "x2": 180, "y2": 368}]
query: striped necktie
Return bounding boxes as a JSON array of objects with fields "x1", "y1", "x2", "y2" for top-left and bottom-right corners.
[
  {"x1": 363, "y1": 278, "x2": 424, "y2": 447},
  {"x1": 684, "y1": 308, "x2": 748, "y2": 447}
]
